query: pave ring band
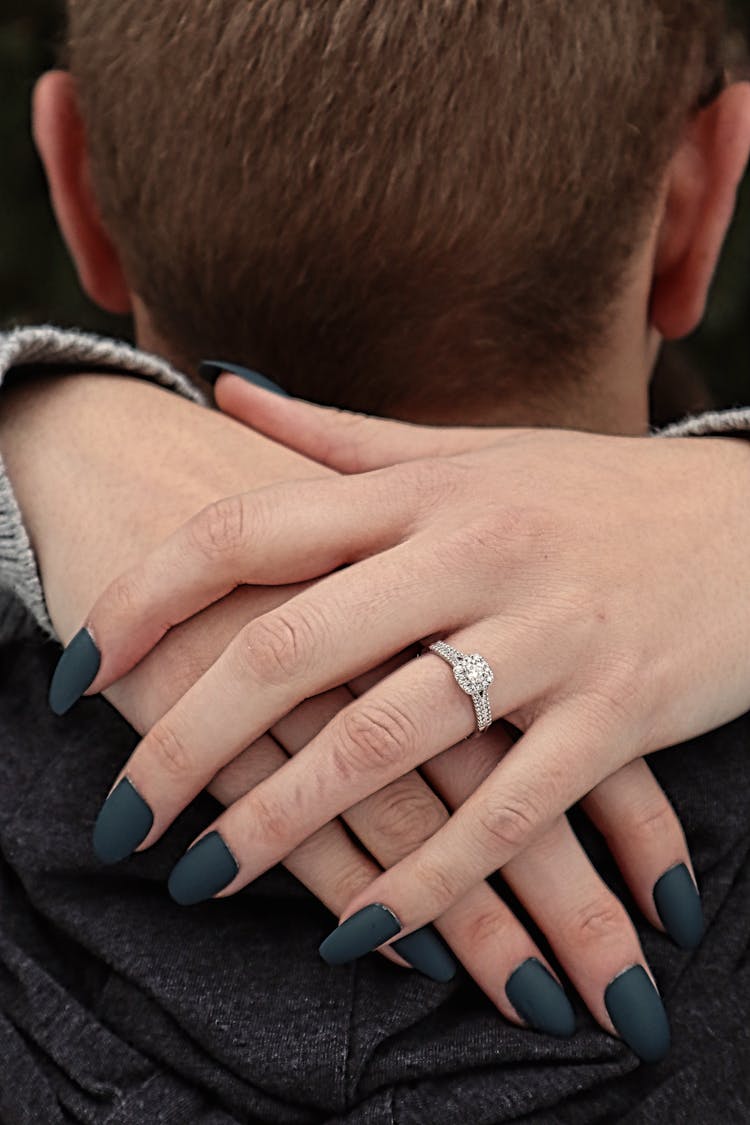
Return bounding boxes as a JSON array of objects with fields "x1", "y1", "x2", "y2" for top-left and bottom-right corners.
[{"x1": 427, "y1": 641, "x2": 494, "y2": 733}]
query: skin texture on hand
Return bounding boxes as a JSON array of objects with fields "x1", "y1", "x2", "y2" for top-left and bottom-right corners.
[
  {"x1": 48, "y1": 373, "x2": 750, "y2": 1066},
  {"x1": 0, "y1": 370, "x2": 700, "y2": 1059},
  {"x1": 0, "y1": 372, "x2": 327, "y2": 634},
  {"x1": 0, "y1": 375, "x2": 567, "y2": 1003},
  {"x1": 0, "y1": 372, "x2": 420, "y2": 964}
]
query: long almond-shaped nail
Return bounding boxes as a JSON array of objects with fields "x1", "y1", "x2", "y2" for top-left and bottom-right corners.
[
  {"x1": 319, "y1": 904, "x2": 401, "y2": 965},
  {"x1": 604, "y1": 965, "x2": 670, "y2": 1063},
  {"x1": 93, "y1": 777, "x2": 153, "y2": 864},
  {"x1": 392, "y1": 926, "x2": 457, "y2": 982},
  {"x1": 49, "y1": 627, "x2": 101, "y2": 715},
  {"x1": 198, "y1": 360, "x2": 289, "y2": 396},
  {"x1": 167, "y1": 831, "x2": 239, "y2": 905},
  {"x1": 653, "y1": 863, "x2": 704, "y2": 950},
  {"x1": 506, "y1": 958, "x2": 576, "y2": 1037}
]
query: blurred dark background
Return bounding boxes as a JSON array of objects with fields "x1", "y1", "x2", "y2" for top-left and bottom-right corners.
[{"x1": 1, "y1": 0, "x2": 748, "y2": 425}]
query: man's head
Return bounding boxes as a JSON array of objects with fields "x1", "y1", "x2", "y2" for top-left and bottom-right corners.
[{"x1": 33, "y1": 2, "x2": 750, "y2": 430}]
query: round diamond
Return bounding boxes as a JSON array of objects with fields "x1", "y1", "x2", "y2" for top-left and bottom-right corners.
[{"x1": 452, "y1": 654, "x2": 494, "y2": 695}]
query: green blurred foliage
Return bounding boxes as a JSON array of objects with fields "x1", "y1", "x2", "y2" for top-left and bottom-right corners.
[{"x1": 0, "y1": 0, "x2": 748, "y2": 421}]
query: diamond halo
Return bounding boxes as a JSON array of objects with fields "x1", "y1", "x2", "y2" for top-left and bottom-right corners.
[
  {"x1": 452, "y1": 654, "x2": 494, "y2": 695},
  {"x1": 427, "y1": 641, "x2": 495, "y2": 734}
]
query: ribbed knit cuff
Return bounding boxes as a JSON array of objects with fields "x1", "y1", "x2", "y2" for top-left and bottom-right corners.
[
  {"x1": 0, "y1": 460, "x2": 52, "y2": 638},
  {"x1": 656, "y1": 406, "x2": 750, "y2": 439},
  {"x1": 0, "y1": 325, "x2": 208, "y2": 643}
]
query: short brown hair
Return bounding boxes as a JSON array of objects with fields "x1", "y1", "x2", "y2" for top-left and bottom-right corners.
[{"x1": 65, "y1": 1, "x2": 726, "y2": 416}]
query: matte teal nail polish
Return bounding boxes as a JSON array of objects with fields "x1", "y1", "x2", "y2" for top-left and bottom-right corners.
[
  {"x1": 49, "y1": 627, "x2": 101, "y2": 715},
  {"x1": 93, "y1": 777, "x2": 153, "y2": 864},
  {"x1": 319, "y1": 904, "x2": 401, "y2": 965},
  {"x1": 505, "y1": 958, "x2": 576, "y2": 1037},
  {"x1": 392, "y1": 926, "x2": 457, "y2": 982},
  {"x1": 168, "y1": 831, "x2": 239, "y2": 905},
  {"x1": 604, "y1": 965, "x2": 671, "y2": 1063},
  {"x1": 198, "y1": 360, "x2": 289, "y2": 396},
  {"x1": 653, "y1": 863, "x2": 704, "y2": 950}
]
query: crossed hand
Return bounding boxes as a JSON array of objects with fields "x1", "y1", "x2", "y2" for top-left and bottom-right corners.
[{"x1": 50, "y1": 371, "x2": 750, "y2": 1062}]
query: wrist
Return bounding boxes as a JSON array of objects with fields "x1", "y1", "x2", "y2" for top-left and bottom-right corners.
[
  {"x1": 0, "y1": 374, "x2": 173, "y2": 555},
  {"x1": 0, "y1": 369, "x2": 326, "y2": 642}
]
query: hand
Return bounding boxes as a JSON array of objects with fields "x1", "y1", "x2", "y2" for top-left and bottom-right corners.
[
  {"x1": 1, "y1": 371, "x2": 657, "y2": 1046},
  {"x1": 52, "y1": 376, "x2": 747, "y2": 1060}
]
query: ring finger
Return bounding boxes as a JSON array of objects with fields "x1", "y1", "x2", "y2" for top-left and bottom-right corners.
[{"x1": 267, "y1": 682, "x2": 576, "y2": 1034}]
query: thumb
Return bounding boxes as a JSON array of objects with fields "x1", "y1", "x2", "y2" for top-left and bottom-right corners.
[{"x1": 207, "y1": 365, "x2": 505, "y2": 472}]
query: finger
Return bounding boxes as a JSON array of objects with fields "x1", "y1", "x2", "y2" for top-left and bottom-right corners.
[
  {"x1": 214, "y1": 372, "x2": 511, "y2": 472},
  {"x1": 52, "y1": 469, "x2": 422, "y2": 709},
  {"x1": 207, "y1": 733, "x2": 409, "y2": 970},
  {"x1": 581, "y1": 759, "x2": 704, "y2": 950},
  {"x1": 499, "y1": 816, "x2": 670, "y2": 1060},
  {"x1": 295, "y1": 699, "x2": 631, "y2": 963},
  {"x1": 422, "y1": 743, "x2": 669, "y2": 1057},
  {"x1": 350, "y1": 667, "x2": 677, "y2": 1048},
  {"x1": 91, "y1": 615, "x2": 529, "y2": 864},
  {"x1": 275, "y1": 684, "x2": 574, "y2": 1029}
]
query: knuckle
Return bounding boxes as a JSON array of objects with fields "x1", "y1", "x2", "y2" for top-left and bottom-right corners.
[
  {"x1": 579, "y1": 657, "x2": 645, "y2": 734},
  {"x1": 147, "y1": 720, "x2": 193, "y2": 780},
  {"x1": 568, "y1": 894, "x2": 630, "y2": 947},
  {"x1": 236, "y1": 608, "x2": 317, "y2": 685},
  {"x1": 332, "y1": 700, "x2": 418, "y2": 782},
  {"x1": 329, "y1": 859, "x2": 374, "y2": 907},
  {"x1": 369, "y1": 779, "x2": 448, "y2": 856},
  {"x1": 412, "y1": 853, "x2": 460, "y2": 907},
  {"x1": 624, "y1": 794, "x2": 677, "y2": 845},
  {"x1": 107, "y1": 571, "x2": 141, "y2": 617},
  {"x1": 476, "y1": 792, "x2": 541, "y2": 855},
  {"x1": 463, "y1": 907, "x2": 507, "y2": 950},
  {"x1": 190, "y1": 493, "x2": 247, "y2": 559},
  {"x1": 252, "y1": 790, "x2": 292, "y2": 849},
  {"x1": 399, "y1": 457, "x2": 465, "y2": 509}
]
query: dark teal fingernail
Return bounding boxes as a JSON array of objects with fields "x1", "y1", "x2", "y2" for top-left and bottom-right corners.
[
  {"x1": 653, "y1": 863, "x2": 704, "y2": 950},
  {"x1": 93, "y1": 777, "x2": 153, "y2": 864},
  {"x1": 167, "y1": 830, "x2": 239, "y2": 905},
  {"x1": 604, "y1": 965, "x2": 671, "y2": 1063},
  {"x1": 505, "y1": 958, "x2": 576, "y2": 1037},
  {"x1": 392, "y1": 925, "x2": 457, "y2": 982},
  {"x1": 49, "y1": 627, "x2": 101, "y2": 715},
  {"x1": 319, "y1": 903, "x2": 402, "y2": 965},
  {"x1": 198, "y1": 360, "x2": 289, "y2": 396}
]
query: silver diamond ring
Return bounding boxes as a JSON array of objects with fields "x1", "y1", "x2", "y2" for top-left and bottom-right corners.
[{"x1": 427, "y1": 641, "x2": 494, "y2": 733}]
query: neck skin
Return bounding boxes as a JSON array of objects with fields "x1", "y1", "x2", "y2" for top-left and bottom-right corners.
[{"x1": 132, "y1": 238, "x2": 661, "y2": 438}]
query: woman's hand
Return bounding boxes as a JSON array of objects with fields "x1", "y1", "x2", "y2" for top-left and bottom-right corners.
[
  {"x1": 3, "y1": 370, "x2": 678, "y2": 1052},
  {"x1": 49, "y1": 376, "x2": 750, "y2": 1059}
]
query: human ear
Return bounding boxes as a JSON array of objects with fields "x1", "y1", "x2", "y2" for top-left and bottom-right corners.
[
  {"x1": 651, "y1": 82, "x2": 750, "y2": 340},
  {"x1": 32, "y1": 70, "x2": 131, "y2": 315}
]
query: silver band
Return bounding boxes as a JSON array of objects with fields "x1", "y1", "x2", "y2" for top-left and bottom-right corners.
[{"x1": 427, "y1": 640, "x2": 494, "y2": 733}]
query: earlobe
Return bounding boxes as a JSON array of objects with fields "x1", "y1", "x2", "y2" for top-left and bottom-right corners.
[
  {"x1": 32, "y1": 71, "x2": 131, "y2": 315},
  {"x1": 650, "y1": 83, "x2": 750, "y2": 341}
]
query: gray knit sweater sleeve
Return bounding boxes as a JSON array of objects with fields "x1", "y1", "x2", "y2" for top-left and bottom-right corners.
[
  {"x1": 1, "y1": 325, "x2": 749, "y2": 646},
  {"x1": 0, "y1": 326, "x2": 208, "y2": 644}
]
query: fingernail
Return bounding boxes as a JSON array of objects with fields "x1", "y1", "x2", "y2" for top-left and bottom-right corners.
[
  {"x1": 167, "y1": 830, "x2": 239, "y2": 905},
  {"x1": 505, "y1": 958, "x2": 576, "y2": 1037},
  {"x1": 653, "y1": 863, "x2": 704, "y2": 951},
  {"x1": 392, "y1": 926, "x2": 458, "y2": 982},
  {"x1": 198, "y1": 360, "x2": 289, "y2": 396},
  {"x1": 49, "y1": 627, "x2": 101, "y2": 715},
  {"x1": 319, "y1": 903, "x2": 402, "y2": 966},
  {"x1": 604, "y1": 965, "x2": 671, "y2": 1063},
  {"x1": 93, "y1": 777, "x2": 153, "y2": 864}
]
